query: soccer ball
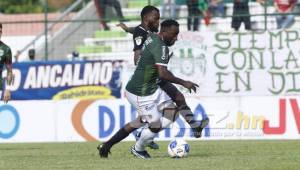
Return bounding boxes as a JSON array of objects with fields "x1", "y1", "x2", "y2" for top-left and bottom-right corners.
[{"x1": 167, "y1": 138, "x2": 190, "y2": 158}]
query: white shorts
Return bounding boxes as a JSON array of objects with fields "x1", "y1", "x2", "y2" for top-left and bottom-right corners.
[{"x1": 125, "y1": 88, "x2": 172, "y2": 123}]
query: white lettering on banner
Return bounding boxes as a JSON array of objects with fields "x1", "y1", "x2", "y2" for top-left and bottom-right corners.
[
  {"x1": 23, "y1": 62, "x2": 113, "y2": 89},
  {"x1": 83, "y1": 63, "x2": 101, "y2": 84},
  {"x1": 50, "y1": 65, "x2": 62, "y2": 87},
  {"x1": 61, "y1": 64, "x2": 73, "y2": 86},
  {"x1": 100, "y1": 62, "x2": 113, "y2": 84},
  {"x1": 11, "y1": 69, "x2": 21, "y2": 90},
  {"x1": 37, "y1": 66, "x2": 51, "y2": 88},
  {"x1": 73, "y1": 64, "x2": 83, "y2": 86},
  {"x1": 24, "y1": 67, "x2": 37, "y2": 89}
]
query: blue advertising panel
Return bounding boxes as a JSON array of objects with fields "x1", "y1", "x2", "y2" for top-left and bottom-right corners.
[{"x1": 10, "y1": 60, "x2": 123, "y2": 100}]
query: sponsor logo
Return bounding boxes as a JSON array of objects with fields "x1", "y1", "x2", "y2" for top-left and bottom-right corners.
[
  {"x1": 135, "y1": 36, "x2": 142, "y2": 46},
  {"x1": 71, "y1": 101, "x2": 209, "y2": 141},
  {"x1": 0, "y1": 105, "x2": 20, "y2": 139},
  {"x1": 263, "y1": 98, "x2": 300, "y2": 135},
  {"x1": 10, "y1": 60, "x2": 124, "y2": 100}
]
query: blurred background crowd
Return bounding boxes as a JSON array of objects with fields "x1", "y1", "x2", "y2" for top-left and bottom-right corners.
[{"x1": 0, "y1": 0, "x2": 299, "y2": 62}]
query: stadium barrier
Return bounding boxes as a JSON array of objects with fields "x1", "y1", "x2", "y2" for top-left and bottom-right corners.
[{"x1": 0, "y1": 97, "x2": 299, "y2": 143}]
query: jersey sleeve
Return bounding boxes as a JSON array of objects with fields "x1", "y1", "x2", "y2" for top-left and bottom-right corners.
[
  {"x1": 151, "y1": 43, "x2": 169, "y2": 67},
  {"x1": 133, "y1": 27, "x2": 147, "y2": 51}
]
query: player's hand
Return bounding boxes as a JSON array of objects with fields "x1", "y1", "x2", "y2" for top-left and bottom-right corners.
[
  {"x1": 116, "y1": 23, "x2": 128, "y2": 32},
  {"x1": 3, "y1": 90, "x2": 11, "y2": 103},
  {"x1": 183, "y1": 81, "x2": 199, "y2": 93}
]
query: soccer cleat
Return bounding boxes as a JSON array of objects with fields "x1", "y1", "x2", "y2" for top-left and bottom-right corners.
[
  {"x1": 147, "y1": 141, "x2": 159, "y2": 150},
  {"x1": 130, "y1": 146, "x2": 151, "y2": 159},
  {"x1": 97, "y1": 143, "x2": 111, "y2": 158},
  {"x1": 192, "y1": 117, "x2": 209, "y2": 138}
]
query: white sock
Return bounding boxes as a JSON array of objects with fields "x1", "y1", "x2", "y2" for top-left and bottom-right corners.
[
  {"x1": 161, "y1": 117, "x2": 173, "y2": 128},
  {"x1": 135, "y1": 128, "x2": 156, "y2": 151},
  {"x1": 135, "y1": 117, "x2": 173, "y2": 151}
]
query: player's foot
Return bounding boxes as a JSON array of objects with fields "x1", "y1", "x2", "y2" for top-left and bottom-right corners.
[
  {"x1": 147, "y1": 141, "x2": 159, "y2": 150},
  {"x1": 192, "y1": 117, "x2": 209, "y2": 138},
  {"x1": 136, "y1": 129, "x2": 159, "y2": 150},
  {"x1": 130, "y1": 146, "x2": 151, "y2": 159},
  {"x1": 97, "y1": 143, "x2": 111, "y2": 158}
]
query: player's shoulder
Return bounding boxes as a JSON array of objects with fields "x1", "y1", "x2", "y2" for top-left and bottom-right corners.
[
  {"x1": 144, "y1": 33, "x2": 164, "y2": 51},
  {"x1": 0, "y1": 41, "x2": 11, "y2": 53},
  {"x1": 148, "y1": 33, "x2": 162, "y2": 44},
  {"x1": 133, "y1": 25, "x2": 148, "y2": 36},
  {"x1": 0, "y1": 41, "x2": 10, "y2": 49}
]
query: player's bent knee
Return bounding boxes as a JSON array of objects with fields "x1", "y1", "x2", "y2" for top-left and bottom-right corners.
[
  {"x1": 149, "y1": 121, "x2": 162, "y2": 133},
  {"x1": 157, "y1": 101, "x2": 176, "y2": 112},
  {"x1": 163, "y1": 109, "x2": 180, "y2": 122},
  {"x1": 158, "y1": 101, "x2": 179, "y2": 122}
]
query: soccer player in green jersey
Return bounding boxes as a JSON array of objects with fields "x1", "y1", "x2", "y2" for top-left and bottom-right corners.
[
  {"x1": 0, "y1": 23, "x2": 13, "y2": 103},
  {"x1": 118, "y1": 6, "x2": 208, "y2": 138},
  {"x1": 125, "y1": 19, "x2": 202, "y2": 159},
  {"x1": 98, "y1": 6, "x2": 209, "y2": 158}
]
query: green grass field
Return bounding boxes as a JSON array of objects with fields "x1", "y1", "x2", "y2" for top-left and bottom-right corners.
[{"x1": 0, "y1": 140, "x2": 300, "y2": 170}]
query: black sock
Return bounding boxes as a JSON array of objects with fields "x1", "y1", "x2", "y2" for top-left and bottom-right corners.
[
  {"x1": 105, "y1": 128, "x2": 130, "y2": 148},
  {"x1": 178, "y1": 105, "x2": 198, "y2": 128}
]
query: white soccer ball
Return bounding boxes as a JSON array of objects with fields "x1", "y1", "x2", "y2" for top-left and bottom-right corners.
[{"x1": 167, "y1": 138, "x2": 190, "y2": 158}]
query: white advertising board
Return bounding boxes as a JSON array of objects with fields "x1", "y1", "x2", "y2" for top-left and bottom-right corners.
[{"x1": 0, "y1": 96, "x2": 299, "y2": 143}]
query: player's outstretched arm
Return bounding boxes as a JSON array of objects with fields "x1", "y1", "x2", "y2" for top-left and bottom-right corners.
[
  {"x1": 156, "y1": 65, "x2": 199, "y2": 93},
  {"x1": 116, "y1": 23, "x2": 134, "y2": 34}
]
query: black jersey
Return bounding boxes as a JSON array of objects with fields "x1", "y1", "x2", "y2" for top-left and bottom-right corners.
[{"x1": 133, "y1": 25, "x2": 150, "y2": 51}]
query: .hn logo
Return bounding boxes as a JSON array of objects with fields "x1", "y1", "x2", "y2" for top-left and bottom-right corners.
[{"x1": 263, "y1": 98, "x2": 300, "y2": 134}]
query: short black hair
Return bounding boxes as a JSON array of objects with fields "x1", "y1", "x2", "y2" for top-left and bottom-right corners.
[
  {"x1": 140, "y1": 5, "x2": 159, "y2": 20},
  {"x1": 160, "y1": 19, "x2": 179, "y2": 29}
]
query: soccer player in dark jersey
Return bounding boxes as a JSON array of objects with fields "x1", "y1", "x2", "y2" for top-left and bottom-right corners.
[
  {"x1": 0, "y1": 23, "x2": 13, "y2": 103},
  {"x1": 98, "y1": 6, "x2": 209, "y2": 158}
]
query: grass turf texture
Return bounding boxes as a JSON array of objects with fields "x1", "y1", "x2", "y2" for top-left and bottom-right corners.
[{"x1": 0, "y1": 140, "x2": 299, "y2": 170}]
